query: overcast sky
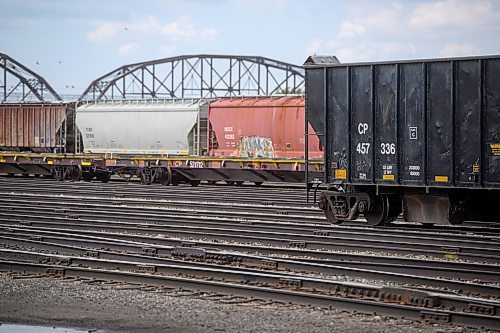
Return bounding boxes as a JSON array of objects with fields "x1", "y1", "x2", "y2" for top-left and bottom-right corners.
[{"x1": 1, "y1": 0, "x2": 500, "y2": 96}]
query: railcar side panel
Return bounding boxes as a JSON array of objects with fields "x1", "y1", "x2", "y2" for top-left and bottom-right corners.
[
  {"x1": 0, "y1": 109, "x2": 4, "y2": 146},
  {"x1": 455, "y1": 60, "x2": 481, "y2": 187},
  {"x1": 485, "y1": 59, "x2": 500, "y2": 185},
  {"x1": 305, "y1": 67, "x2": 326, "y2": 148},
  {"x1": 399, "y1": 63, "x2": 426, "y2": 185},
  {"x1": 308, "y1": 55, "x2": 500, "y2": 189},
  {"x1": 34, "y1": 107, "x2": 41, "y2": 147},
  {"x1": 307, "y1": 55, "x2": 500, "y2": 225},
  {"x1": 350, "y1": 66, "x2": 373, "y2": 183},
  {"x1": 208, "y1": 97, "x2": 322, "y2": 159},
  {"x1": 76, "y1": 101, "x2": 201, "y2": 155},
  {"x1": 374, "y1": 64, "x2": 398, "y2": 183},
  {"x1": 326, "y1": 67, "x2": 349, "y2": 183},
  {"x1": 427, "y1": 62, "x2": 453, "y2": 186},
  {"x1": 0, "y1": 104, "x2": 66, "y2": 151}
]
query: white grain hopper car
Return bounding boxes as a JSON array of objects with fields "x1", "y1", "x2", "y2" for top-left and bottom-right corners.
[{"x1": 76, "y1": 99, "x2": 208, "y2": 155}]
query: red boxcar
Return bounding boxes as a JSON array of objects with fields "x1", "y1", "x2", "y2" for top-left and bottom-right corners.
[
  {"x1": 208, "y1": 96, "x2": 323, "y2": 159},
  {"x1": 0, "y1": 104, "x2": 68, "y2": 152}
]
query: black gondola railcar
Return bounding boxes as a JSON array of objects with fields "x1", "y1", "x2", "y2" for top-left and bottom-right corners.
[{"x1": 305, "y1": 55, "x2": 500, "y2": 226}]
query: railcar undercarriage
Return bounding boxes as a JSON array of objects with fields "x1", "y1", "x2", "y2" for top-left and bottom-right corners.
[{"x1": 318, "y1": 185, "x2": 500, "y2": 226}]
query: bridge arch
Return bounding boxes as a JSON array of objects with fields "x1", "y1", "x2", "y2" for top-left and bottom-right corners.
[
  {"x1": 0, "y1": 53, "x2": 62, "y2": 103},
  {"x1": 79, "y1": 54, "x2": 304, "y2": 101}
]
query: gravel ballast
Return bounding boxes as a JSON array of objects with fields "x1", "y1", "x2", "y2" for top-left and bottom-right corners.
[{"x1": 0, "y1": 273, "x2": 486, "y2": 333}]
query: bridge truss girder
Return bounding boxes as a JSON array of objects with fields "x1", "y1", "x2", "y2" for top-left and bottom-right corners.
[
  {"x1": 79, "y1": 54, "x2": 305, "y2": 101},
  {"x1": 0, "y1": 53, "x2": 62, "y2": 103}
]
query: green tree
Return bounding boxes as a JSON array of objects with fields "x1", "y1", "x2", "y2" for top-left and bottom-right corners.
[{"x1": 274, "y1": 87, "x2": 304, "y2": 95}]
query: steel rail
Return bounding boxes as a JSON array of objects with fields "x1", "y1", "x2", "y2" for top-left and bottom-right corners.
[
  {"x1": 0, "y1": 188, "x2": 321, "y2": 211},
  {"x1": 1, "y1": 179, "x2": 499, "y2": 234},
  {"x1": 0, "y1": 198, "x2": 325, "y2": 224},
  {"x1": 1, "y1": 190, "x2": 498, "y2": 241},
  {"x1": 0, "y1": 185, "x2": 310, "y2": 206},
  {"x1": 2, "y1": 204, "x2": 497, "y2": 252},
  {"x1": 1, "y1": 197, "x2": 498, "y2": 246},
  {"x1": 0, "y1": 214, "x2": 498, "y2": 261},
  {"x1": 1, "y1": 234, "x2": 499, "y2": 293},
  {"x1": 2, "y1": 248, "x2": 500, "y2": 307},
  {"x1": 2, "y1": 192, "x2": 499, "y2": 238},
  {"x1": 0, "y1": 178, "x2": 312, "y2": 202},
  {"x1": 1, "y1": 226, "x2": 499, "y2": 279},
  {"x1": 0, "y1": 259, "x2": 499, "y2": 330}
]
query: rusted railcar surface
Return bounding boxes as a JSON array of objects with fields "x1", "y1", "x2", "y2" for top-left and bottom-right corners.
[
  {"x1": 208, "y1": 96, "x2": 323, "y2": 159},
  {"x1": 0, "y1": 104, "x2": 68, "y2": 152}
]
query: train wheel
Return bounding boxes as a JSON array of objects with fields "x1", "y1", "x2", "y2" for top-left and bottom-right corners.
[
  {"x1": 170, "y1": 173, "x2": 182, "y2": 186},
  {"x1": 52, "y1": 168, "x2": 63, "y2": 181},
  {"x1": 82, "y1": 172, "x2": 94, "y2": 182},
  {"x1": 97, "y1": 171, "x2": 111, "y2": 183},
  {"x1": 325, "y1": 207, "x2": 342, "y2": 225},
  {"x1": 387, "y1": 195, "x2": 402, "y2": 223},
  {"x1": 70, "y1": 165, "x2": 82, "y2": 182},
  {"x1": 189, "y1": 180, "x2": 201, "y2": 187},
  {"x1": 364, "y1": 194, "x2": 390, "y2": 226},
  {"x1": 254, "y1": 182, "x2": 263, "y2": 186},
  {"x1": 225, "y1": 181, "x2": 235, "y2": 186},
  {"x1": 139, "y1": 171, "x2": 152, "y2": 185},
  {"x1": 448, "y1": 197, "x2": 465, "y2": 225},
  {"x1": 235, "y1": 181, "x2": 244, "y2": 186},
  {"x1": 159, "y1": 167, "x2": 172, "y2": 186}
]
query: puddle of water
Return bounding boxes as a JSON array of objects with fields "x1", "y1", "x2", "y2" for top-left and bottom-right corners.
[{"x1": 0, "y1": 324, "x2": 88, "y2": 333}]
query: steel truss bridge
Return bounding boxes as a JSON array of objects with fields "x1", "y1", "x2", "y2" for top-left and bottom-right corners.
[
  {"x1": 0, "y1": 53, "x2": 62, "y2": 103},
  {"x1": 79, "y1": 54, "x2": 305, "y2": 101}
]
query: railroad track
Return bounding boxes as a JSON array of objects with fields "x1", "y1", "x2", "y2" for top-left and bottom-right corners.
[
  {"x1": 2, "y1": 191, "x2": 500, "y2": 236},
  {"x1": 0, "y1": 177, "x2": 315, "y2": 206},
  {"x1": 1, "y1": 249, "x2": 499, "y2": 330},
  {"x1": 0, "y1": 194, "x2": 498, "y2": 261},
  {"x1": 1, "y1": 229, "x2": 499, "y2": 294},
  {"x1": 2, "y1": 225, "x2": 499, "y2": 284},
  {"x1": 1, "y1": 176, "x2": 499, "y2": 233},
  {"x1": 0, "y1": 177, "x2": 499, "y2": 330}
]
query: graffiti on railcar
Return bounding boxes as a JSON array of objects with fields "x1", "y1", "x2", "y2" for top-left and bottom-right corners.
[{"x1": 237, "y1": 135, "x2": 275, "y2": 158}]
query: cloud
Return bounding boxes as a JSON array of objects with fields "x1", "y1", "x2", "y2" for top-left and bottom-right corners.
[
  {"x1": 0, "y1": 17, "x2": 39, "y2": 28},
  {"x1": 361, "y1": 2, "x2": 403, "y2": 32},
  {"x1": 409, "y1": 0, "x2": 500, "y2": 30},
  {"x1": 117, "y1": 42, "x2": 140, "y2": 56},
  {"x1": 305, "y1": 0, "x2": 500, "y2": 63},
  {"x1": 231, "y1": 0, "x2": 287, "y2": 9},
  {"x1": 337, "y1": 21, "x2": 365, "y2": 39},
  {"x1": 306, "y1": 38, "x2": 323, "y2": 55},
  {"x1": 306, "y1": 3, "x2": 413, "y2": 62},
  {"x1": 306, "y1": 38, "x2": 418, "y2": 63},
  {"x1": 337, "y1": 42, "x2": 418, "y2": 63},
  {"x1": 88, "y1": 22, "x2": 122, "y2": 42},
  {"x1": 127, "y1": 16, "x2": 161, "y2": 33},
  {"x1": 161, "y1": 17, "x2": 217, "y2": 42},
  {"x1": 87, "y1": 16, "x2": 217, "y2": 43},
  {"x1": 440, "y1": 43, "x2": 480, "y2": 57},
  {"x1": 159, "y1": 45, "x2": 178, "y2": 56}
]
